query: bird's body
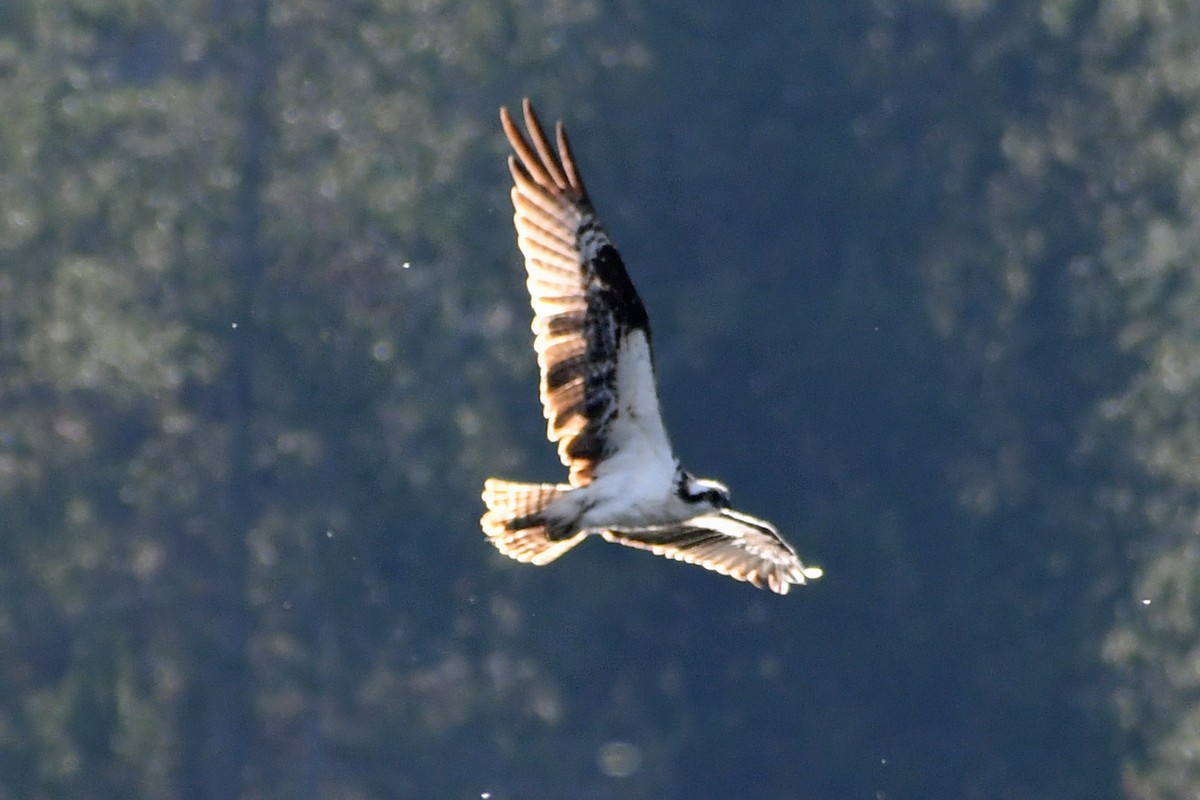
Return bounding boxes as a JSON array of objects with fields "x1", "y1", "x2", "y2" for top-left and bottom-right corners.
[{"x1": 481, "y1": 99, "x2": 821, "y2": 594}]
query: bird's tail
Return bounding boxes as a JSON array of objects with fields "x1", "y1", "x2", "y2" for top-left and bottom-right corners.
[{"x1": 480, "y1": 478, "x2": 585, "y2": 565}]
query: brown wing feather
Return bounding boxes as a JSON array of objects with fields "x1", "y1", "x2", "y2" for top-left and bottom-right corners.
[
  {"x1": 600, "y1": 510, "x2": 822, "y2": 595},
  {"x1": 500, "y1": 98, "x2": 647, "y2": 486}
]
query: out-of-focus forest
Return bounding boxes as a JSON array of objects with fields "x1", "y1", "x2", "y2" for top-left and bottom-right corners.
[{"x1": 2, "y1": 0, "x2": 1199, "y2": 798}]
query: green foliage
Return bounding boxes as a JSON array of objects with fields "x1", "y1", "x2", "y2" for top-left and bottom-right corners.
[{"x1": 3, "y1": 0, "x2": 1200, "y2": 798}]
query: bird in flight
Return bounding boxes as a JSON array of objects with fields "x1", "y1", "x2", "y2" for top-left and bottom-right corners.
[{"x1": 481, "y1": 99, "x2": 822, "y2": 594}]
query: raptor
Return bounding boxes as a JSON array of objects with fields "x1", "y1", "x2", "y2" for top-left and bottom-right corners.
[{"x1": 481, "y1": 99, "x2": 821, "y2": 594}]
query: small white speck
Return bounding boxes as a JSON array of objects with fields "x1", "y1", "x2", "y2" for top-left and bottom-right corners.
[
  {"x1": 597, "y1": 741, "x2": 641, "y2": 778},
  {"x1": 1141, "y1": 598, "x2": 1152, "y2": 606},
  {"x1": 231, "y1": 322, "x2": 239, "y2": 329},
  {"x1": 326, "y1": 529, "x2": 334, "y2": 538},
  {"x1": 481, "y1": 793, "x2": 491, "y2": 799},
  {"x1": 402, "y1": 261, "x2": 411, "y2": 269},
  {"x1": 880, "y1": 757, "x2": 889, "y2": 765},
  {"x1": 372, "y1": 340, "x2": 394, "y2": 362}
]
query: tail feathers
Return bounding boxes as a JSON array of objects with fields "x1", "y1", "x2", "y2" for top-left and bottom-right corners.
[{"x1": 480, "y1": 479, "x2": 584, "y2": 566}]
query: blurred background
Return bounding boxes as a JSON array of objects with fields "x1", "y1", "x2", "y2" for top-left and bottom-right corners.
[{"x1": 1, "y1": 0, "x2": 1197, "y2": 798}]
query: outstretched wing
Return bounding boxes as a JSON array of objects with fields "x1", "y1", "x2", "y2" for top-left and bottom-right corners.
[
  {"x1": 600, "y1": 510, "x2": 822, "y2": 595},
  {"x1": 500, "y1": 99, "x2": 664, "y2": 486}
]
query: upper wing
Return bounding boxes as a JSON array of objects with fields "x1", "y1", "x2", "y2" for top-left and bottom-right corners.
[
  {"x1": 600, "y1": 509, "x2": 822, "y2": 595},
  {"x1": 500, "y1": 98, "x2": 659, "y2": 486}
]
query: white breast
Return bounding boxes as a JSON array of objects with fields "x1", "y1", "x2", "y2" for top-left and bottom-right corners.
[{"x1": 575, "y1": 330, "x2": 683, "y2": 528}]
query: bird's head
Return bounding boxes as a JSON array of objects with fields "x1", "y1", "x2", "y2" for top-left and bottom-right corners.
[{"x1": 679, "y1": 473, "x2": 732, "y2": 512}]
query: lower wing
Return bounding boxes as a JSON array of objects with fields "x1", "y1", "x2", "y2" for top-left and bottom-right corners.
[{"x1": 600, "y1": 509, "x2": 821, "y2": 595}]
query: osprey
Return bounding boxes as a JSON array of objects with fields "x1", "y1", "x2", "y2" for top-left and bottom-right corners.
[{"x1": 481, "y1": 99, "x2": 822, "y2": 594}]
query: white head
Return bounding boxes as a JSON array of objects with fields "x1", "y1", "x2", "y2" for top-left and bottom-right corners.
[{"x1": 678, "y1": 472, "x2": 732, "y2": 511}]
